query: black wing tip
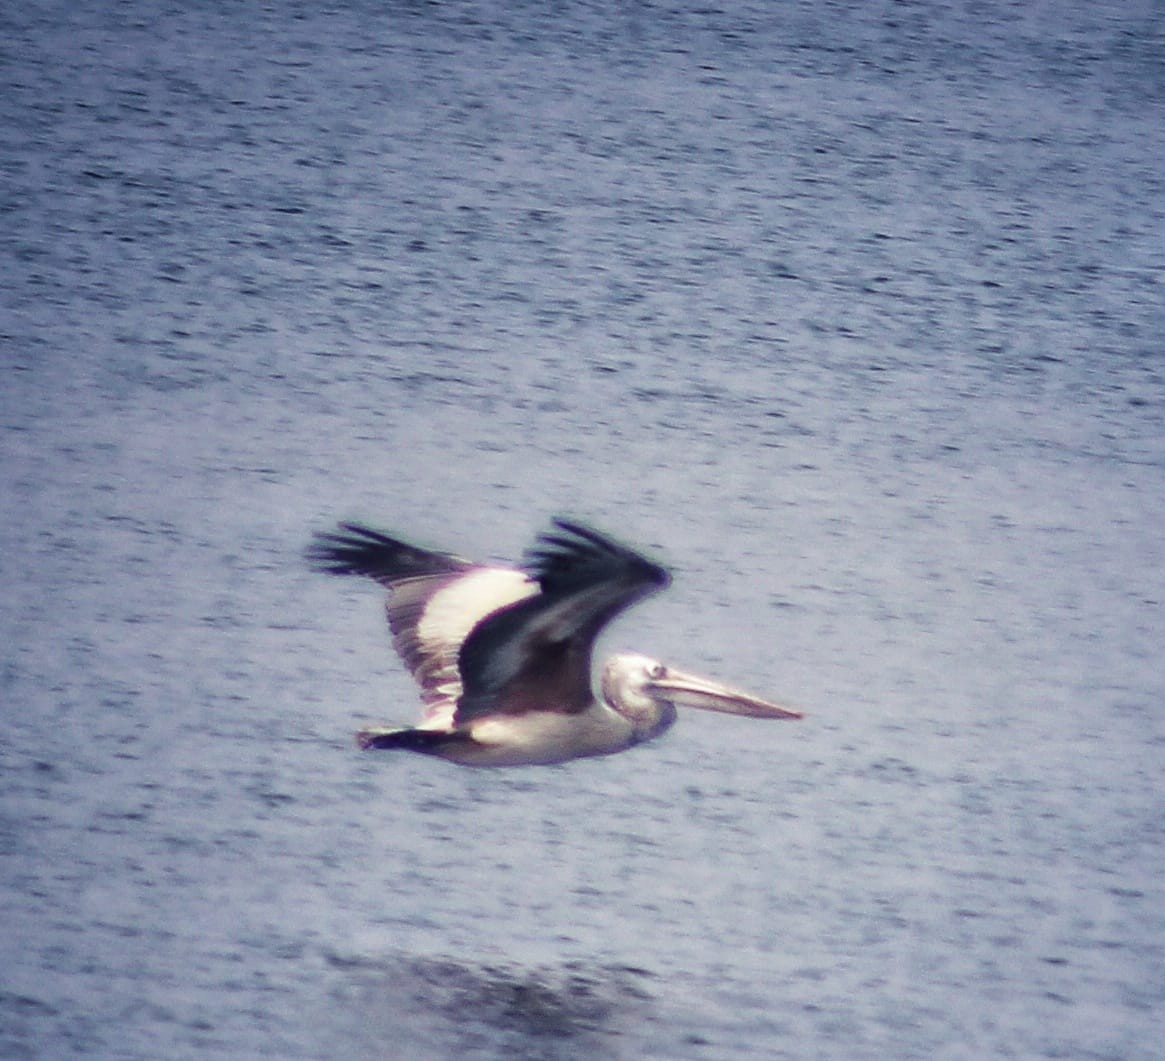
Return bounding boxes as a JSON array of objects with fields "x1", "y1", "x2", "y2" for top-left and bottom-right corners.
[
  {"x1": 306, "y1": 521, "x2": 470, "y2": 579},
  {"x1": 525, "y1": 516, "x2": 671, "y2": 591},
  {"x1": 305, "y1": 523, "x2": 384, "y2": 574}
]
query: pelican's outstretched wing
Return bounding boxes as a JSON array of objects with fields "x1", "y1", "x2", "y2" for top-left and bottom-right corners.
[
  {"x1": 306, "y1": 523, "x2": 535, "y2": 720},
  {"x1": 307, "y1": 522, "x2": 471, "y2": 583},
  {"x1": 454, "y1": 519, "x2": 670, "y2": 722}
]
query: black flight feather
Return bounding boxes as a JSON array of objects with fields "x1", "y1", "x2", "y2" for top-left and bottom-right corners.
[
  {"x1": 306, "y1": 522, "x2": 472, "y2": 584},
  {"x1": 455, "y1": 519, "x2": 670, "y2": 721}
]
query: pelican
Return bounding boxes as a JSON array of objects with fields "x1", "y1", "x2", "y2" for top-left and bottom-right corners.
[{"x1": 307, "y1": 518, "x2": 801, "y2": 766}]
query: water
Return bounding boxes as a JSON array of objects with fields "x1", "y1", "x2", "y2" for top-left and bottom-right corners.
[{"x1": 2, "y1": 1, "x2": 1163, "y2": 1057}]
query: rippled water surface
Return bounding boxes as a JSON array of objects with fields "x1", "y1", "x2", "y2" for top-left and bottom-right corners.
[{"x1": 3, "y1": 1, "x2": 1163, "y2": 1057}]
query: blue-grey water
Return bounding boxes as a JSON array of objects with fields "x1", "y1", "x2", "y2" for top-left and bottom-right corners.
[{"x1": 2, "y1": 1, "x2": 1163, "y2": 1057}]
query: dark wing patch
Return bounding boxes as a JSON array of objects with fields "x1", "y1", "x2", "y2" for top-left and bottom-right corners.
[
  {"x1": 455, "y1": 519, "x2": 670, "y2": 722},
  {"x1": 306, "y1": 523, "x2": 472, "y2": 584},
  {"x1": 524, "y1": 519, "x2": 670, "y2": 597}
]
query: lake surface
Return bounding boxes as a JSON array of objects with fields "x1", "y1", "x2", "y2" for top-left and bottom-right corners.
[{"x1": 2, "y1": 1, "x2": 1163, "y2": 1057}]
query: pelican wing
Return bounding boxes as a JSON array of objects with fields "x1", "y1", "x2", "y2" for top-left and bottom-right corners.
[
  {"x1": 454, "y1": 519, "x2": 670, "y2": 722},
  {"x1": 306, "y1": 522, "x2": 477, "y2": 581},
  {"x1": 307, "y1": 523, "x2": 536, "y2": 720}
]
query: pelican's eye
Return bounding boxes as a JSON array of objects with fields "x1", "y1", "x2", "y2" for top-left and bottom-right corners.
[{"x1": 647, "y1": 662, "x2": 667, "y2": 680}]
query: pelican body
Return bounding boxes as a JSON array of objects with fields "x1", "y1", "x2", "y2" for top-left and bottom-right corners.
[{"x1": 307, "y1": 518, "x2": 801, "y2": 766}]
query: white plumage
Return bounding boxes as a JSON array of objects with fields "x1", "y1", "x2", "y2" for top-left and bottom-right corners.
[{"x1": 308, "y1": 518, "x2": 801, "y2": 767}]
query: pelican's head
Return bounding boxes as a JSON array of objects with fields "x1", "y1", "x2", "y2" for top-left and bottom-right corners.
[{"x1": 602, "y1": 652, "x2": 803, "y2": 743}]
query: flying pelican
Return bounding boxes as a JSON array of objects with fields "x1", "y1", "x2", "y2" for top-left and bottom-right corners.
[{"x1": 307, "y1": 518, "x2": 802, "y2": 766}]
